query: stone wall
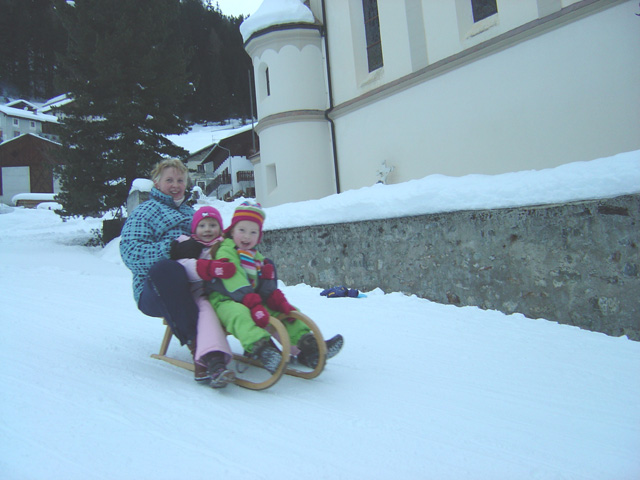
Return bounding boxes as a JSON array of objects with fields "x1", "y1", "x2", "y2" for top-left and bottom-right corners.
[{"x1": 260, "y1": 194, "x2": 639, "y2": 340}]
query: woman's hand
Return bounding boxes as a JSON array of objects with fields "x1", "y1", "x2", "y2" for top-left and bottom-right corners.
[{"x1": 169, "y1": 238, "x2": 204, "y2": 260}]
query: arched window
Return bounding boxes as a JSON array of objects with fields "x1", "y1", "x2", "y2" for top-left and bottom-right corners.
[
  {"x1": 362, "y1": 0, "x2": 383, "y2": 72},
  {"x1": 265, "y1": 67, "x2": 271, "y2": 96}
]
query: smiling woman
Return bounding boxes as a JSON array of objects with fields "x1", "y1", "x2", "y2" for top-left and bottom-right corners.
[{"x1": 214, "y1": 0, "x2": 263, "y2": 17}]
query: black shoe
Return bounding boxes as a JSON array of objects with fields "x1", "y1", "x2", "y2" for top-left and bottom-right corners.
[
  {"x1": 325, "y1": 334, "x2": 344, "y2": 360},
  {"x1": 251, "y1": 338, "x2": 282, "y2": 374},
  {"x1": 297, "y1": 333, "x2": 344, "y2": 368},
  {"x1": 296, "y1": 332, "x2": 320, "y2": 369},
  {"x1": 205, "y1": 352, "x2": 235, "y2": 388}
]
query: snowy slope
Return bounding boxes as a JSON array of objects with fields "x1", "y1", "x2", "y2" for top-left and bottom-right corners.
[{"x1": 1, "y1": 153, "x2": 640, "y2": 479}]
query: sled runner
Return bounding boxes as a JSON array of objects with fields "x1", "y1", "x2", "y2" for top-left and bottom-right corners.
[{"x1": 150, "y1": 310, "x2": 327, "y2": 390}]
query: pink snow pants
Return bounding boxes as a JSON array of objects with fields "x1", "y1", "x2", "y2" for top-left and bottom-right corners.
[{"x1": 193, "y1": 294, "x2": 232, "y2": 366}]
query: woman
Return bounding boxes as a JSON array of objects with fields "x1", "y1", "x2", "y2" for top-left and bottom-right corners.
[{"x1": 120, "y1": 158, "x2": 225, "y2": 382}]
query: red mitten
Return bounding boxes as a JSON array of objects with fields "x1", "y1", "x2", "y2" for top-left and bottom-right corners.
[
  {"x1": 242, "y1": 293, "x2": 270, "y2": 328},
  {"x1": 266, "y1": 289, "x2": 294, "y2": 314},
  {"x1": 196, "y1": 259, "x2": 236, "y2": 281},
  {"x1": 261, "y1": 263, "x2": 275, "y2": 280}
]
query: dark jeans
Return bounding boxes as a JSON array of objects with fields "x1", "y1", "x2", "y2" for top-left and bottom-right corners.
[{"x1": 138, "y1": 259, "x2": 197, "y2": 345}]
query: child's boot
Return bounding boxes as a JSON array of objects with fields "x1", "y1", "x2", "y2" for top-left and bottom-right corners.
[
  {"x1": 251, "y1": 338, "x2": 282, "y2": 374},
  {"x1": 325, "y1": 334, "x2": 344, "y2": 360},
  {"x1": 204, "y1": 351, "x2": 235, "y2": 388},
  {"x1": 188, "y1": 341, "x2": 209, "y2": 383},
  {"x1": 297, "y1": 333, "x2": 344, "y2": 368},
  {"x1": 296, "y1": 333, "x2": 319, "y2": 368}
]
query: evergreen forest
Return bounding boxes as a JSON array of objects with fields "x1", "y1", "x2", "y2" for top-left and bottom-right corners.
[
  {"x1": 0, "y1": 0, "x2": 253, "y2": 123},
  {"x1": 0, "y1": 0, "x2": 256, "y2": 217}
]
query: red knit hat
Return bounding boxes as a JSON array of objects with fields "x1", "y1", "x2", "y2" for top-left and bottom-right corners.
[
  {"x1": 191, "y1": 206, "x2": 223, "y2": 235},
  {"x1": 225, "y1": 200, "x2": 265, "y2": 241}
]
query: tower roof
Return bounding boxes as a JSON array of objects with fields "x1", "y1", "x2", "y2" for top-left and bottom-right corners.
[{"x1": 239, "y1": 0, "x2": 315, "y2": 43}]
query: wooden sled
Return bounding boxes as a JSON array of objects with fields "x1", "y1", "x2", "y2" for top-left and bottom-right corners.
[{"x1": 150, "y1": 311, "x2": 327, "y2": 390}]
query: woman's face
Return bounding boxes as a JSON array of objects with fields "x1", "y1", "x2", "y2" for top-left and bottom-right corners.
[
  {"x1": 231, "y1": 220, "x2": 261, "y2": 250},
  {"x1": 155, "y1": 167, "x2": 187, "y2": 201}
]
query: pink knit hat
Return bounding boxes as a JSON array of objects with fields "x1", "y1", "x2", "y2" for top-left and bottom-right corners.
[{"x1": 191, "y1": 206, "x2": 223, "y2": 234}]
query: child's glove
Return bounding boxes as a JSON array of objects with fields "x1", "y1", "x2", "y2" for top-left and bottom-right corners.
[
  {"x1": 242, "y1": 293, "x2": 270, "y2": 328},
  {"x1": 260, "y1": 262, "x2": 275, "y2": 280},
  {"x1": 320, "y1": 286, "x2": 360, "y2": 298},
  {"x1": 196, "y1": 259, "x2": 236, "y2": 281},
  {"x1": 169, "y1": 238, "x2": 204, "y2": 260},
  {"x1": 266, "y1": 289, "x2": 294, "y2": 314}
]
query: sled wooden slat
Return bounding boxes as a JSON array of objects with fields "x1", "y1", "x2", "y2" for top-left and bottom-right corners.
[
  {"x1": 150, "y1": 320, "x2": 196, "y2": 371},
  {"x1": 150, "y1": 317, "x2": 291, "y2": 390},
  {"x1": 231, "y1": 316, "x2": 290, "y2": 390},
  {"x1": 277, "y1": 311, "x2": 327, "y2": 379}
]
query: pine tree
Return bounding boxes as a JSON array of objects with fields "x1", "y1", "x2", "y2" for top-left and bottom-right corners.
[
  {"x1": 53, "y1": 0, "x2": 192, "y2": 217},
  {"x1": 178, "y1": 0, "x2": 252, "y2": 122}
]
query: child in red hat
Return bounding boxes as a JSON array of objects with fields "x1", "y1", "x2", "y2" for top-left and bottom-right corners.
[{"x1": 209, "y1": 201, "x2": 343, "y2": 373}]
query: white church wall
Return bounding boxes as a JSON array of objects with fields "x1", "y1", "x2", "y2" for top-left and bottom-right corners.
[
  {"x1": 333, "y1": 1, "x2": 640, "y2": 192},
  {"x1": 256, "y1": 120, "x2": 335, "y2": 207}
]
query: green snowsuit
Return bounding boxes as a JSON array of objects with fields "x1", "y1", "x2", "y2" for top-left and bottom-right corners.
[{"x1": 208, "y1": 238, "x2": 310, "y2": 353}]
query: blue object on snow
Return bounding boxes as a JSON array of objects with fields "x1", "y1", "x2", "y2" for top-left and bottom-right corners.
[{"x1": 320, "y1": 286, "x2": 362, "y2": 298}]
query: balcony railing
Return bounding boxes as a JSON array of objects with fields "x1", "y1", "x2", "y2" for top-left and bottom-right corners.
[{"x1": 236, "y1": 170, "x2": 254, "y2": 182}]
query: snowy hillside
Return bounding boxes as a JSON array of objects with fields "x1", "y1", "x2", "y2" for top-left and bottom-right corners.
[{"x1": 1, "y1": 151, "x2": 639, "y2": 479}]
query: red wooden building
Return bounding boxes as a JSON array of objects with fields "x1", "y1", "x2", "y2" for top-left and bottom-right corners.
[{"x1": 0, "y1": 133, "x2": 62, "y2": 206}]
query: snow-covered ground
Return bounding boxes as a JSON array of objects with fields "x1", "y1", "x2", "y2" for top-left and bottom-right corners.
[{"x1": 1, "y1": 150, "x2": 639, "y2": 479}]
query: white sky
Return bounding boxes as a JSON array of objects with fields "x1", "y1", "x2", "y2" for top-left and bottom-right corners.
[{"x1": 213, "y1": 0, "x2": 263, "y2": 17}]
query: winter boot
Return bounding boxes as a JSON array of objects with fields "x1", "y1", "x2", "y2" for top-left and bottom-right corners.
[
  {"x1": 297, "y1": 333, "x2": 344, "y2": 369},
  {"x1": 187, "y1": 341, "x2": 209, "y2": 383},
  {"x1": 251, "y1": 338, "x2": 282, "y2": 374},
  {"x1": 204, "y1": 352, "x2": 235, "y2": 389},
  {"x1": 296, "y1": 332, "x2": 320, "y2": 369},
  {"x1": 325, "y1": 334, "x2": 344, "y2": 360}
]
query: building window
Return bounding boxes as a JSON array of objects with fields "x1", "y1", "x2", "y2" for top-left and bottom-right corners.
[
  {"x1": 362, "y1": 0, "x2": 383, "y2": 72},
  {"x1": 13, "y1": 118, "x2": 19, "y2": 126},
  {"x1": 197, "y1": 164, "x2": 204, "y2": 173},
  {"x1": 30, "y1": 121, "x2": 36, "y2": 129},
  {"x1": 265, "y1": 67, "x2": 271, "y2": 96},
  {"x1": 266, "y1": 163, "x2": 277, "y2": 194},
  {"x1": 471, "y1": 0, "x2": 497, "y2": 23}
]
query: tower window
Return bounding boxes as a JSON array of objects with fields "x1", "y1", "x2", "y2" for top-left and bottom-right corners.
[
  {"x1": 471, "y1": 0, "x2": 498, "y2": 23},
  {"x1": 362, "y1": 0, "x2": 383, "y2": 72},
  {"x1": 265, "y1": 67, "x2": 271, "y2": 96}
]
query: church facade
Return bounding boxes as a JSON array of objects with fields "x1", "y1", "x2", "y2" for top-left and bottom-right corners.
[{"x1": 243, "y1": 0, "x2": 639, "y2": 207}]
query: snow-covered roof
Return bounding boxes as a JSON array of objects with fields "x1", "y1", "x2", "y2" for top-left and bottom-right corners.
[
  {"x1": 168, "y1": 123, "x2": 254, "y2": 154},
  {"x1": 11, "y1": 193, "x2": 57, "y2": 203},
  {"x1": 40, "y1": 94, "x2": 73, "y2": 113},
  {"x1": 5, "y1": 99, "x2": 38, "y2": 112},
  {"x1": 0, "y1": 133, "x2": 61, "y2": 147},
  {"x1": 0, "y1": 104, "x2": 58, "y2": 123},
  {"x1": 239, "y1": 0, "x2": 315, "y2": 43}
]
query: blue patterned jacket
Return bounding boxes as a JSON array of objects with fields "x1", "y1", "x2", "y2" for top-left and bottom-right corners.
[{"x1": 120, "y1": 187, "x2": 195, "y2": 302}]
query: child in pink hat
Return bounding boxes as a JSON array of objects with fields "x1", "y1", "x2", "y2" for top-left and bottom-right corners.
[{"x1": 171, "y1": 206, "x2": 236, "y2": 388}]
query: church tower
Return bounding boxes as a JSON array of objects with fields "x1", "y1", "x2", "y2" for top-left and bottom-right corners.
[{"x1": 241, "y1": 0, "x2": 335, "y2": 207}]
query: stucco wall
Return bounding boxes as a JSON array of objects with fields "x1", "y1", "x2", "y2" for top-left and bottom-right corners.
[
  {"x1": 332, "y1": 1, "x2": 640, "y2": 190},
  {"x1": 261, "y1": 194, "x2": 640, "y2": 340}
]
